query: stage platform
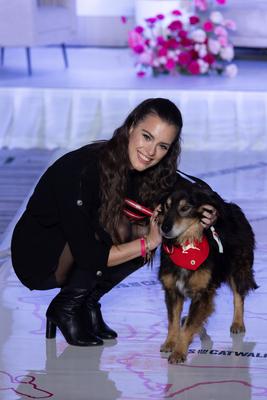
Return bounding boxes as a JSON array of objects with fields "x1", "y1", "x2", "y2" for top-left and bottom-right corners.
[
  {"x1": 0, "y1": 148, "x2": 266, "y2": 400},
  {"x1": 0, "y1": 46, "x2": 267, "y2": 400}
]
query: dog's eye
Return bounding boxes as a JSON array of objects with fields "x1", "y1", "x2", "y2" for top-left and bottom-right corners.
[{"x1": 180, "y1": 205, "x2": 191, "y2": 212}]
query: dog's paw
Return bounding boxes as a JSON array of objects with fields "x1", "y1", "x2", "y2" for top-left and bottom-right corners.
[
  {"x1": 168, "y1": 351, "x2": 187, "y2": 364},
  {"x1": 160, "y1": 341, "x2": 175, "y2": 352},
  {"x1": 230, "y1": 322, "x2": 246, "y2": 334}
]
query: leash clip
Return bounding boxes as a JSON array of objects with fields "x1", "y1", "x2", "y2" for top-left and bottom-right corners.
[{"x1": 210, "y1": 226, "x2": 223, "y2": 253}]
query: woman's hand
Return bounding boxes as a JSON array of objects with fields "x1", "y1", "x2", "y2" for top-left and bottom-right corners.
[
  {"x1": 146, "y1": 205, "x2": 162, "y2": 250},
  {"x1": 201, "y1": 204, "x2": 218, "y2": 229}
]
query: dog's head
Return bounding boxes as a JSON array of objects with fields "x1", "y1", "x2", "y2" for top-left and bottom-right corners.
[{"x1": 159, "y1": 182, "x2": 222, "y2": 242}]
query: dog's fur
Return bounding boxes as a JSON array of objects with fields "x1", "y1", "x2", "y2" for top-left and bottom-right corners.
[{"x1": 158, "y1": 178, "x2": 258, "y2": 364}]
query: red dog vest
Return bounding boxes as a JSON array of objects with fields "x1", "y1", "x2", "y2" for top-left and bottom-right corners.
[{"x1": 163, "y1": 236, "x2": 210, "y2": 271}]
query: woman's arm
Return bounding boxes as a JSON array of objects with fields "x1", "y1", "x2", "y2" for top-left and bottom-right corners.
[{"x1": 107, "y1": 208, "x2": 162, "y2": 266}]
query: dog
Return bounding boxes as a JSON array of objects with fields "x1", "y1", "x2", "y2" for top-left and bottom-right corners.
[{"x1": 158, "y1": 176, "x2": 258, "y2": 364}]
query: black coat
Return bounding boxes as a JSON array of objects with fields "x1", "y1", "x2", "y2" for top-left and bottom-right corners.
[{"x1": 11, "y1": 144, "x2": 116, "y2": 290}]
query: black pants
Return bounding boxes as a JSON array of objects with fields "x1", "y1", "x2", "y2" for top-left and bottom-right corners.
[{"x1": 38, "y1": 257, "x2": 145, "y2": 300}]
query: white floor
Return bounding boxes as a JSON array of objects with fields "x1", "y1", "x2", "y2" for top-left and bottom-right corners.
[
  {"x1": 0, "y1": 46, "x2": 267, "y2": 400},
  {"x1": 0, "y1": 149, "x2": 266, "y2": 400}
]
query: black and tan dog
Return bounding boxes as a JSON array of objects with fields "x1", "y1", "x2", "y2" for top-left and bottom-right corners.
[{"x1": 158, "y1": 176, "x2": 258, "y2": 364}]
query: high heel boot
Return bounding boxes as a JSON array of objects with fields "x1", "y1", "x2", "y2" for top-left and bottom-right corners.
[
  {"x1": 85, "y1": 299, "x2": 118, "y2": 340},
  {"x1": 46, "y1": 288, "x2": 103, "y2": 346}
]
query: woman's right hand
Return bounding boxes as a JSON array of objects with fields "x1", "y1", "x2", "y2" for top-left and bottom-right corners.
[{"x1": 146, "y1": 206, "x2": 162, "y2": 250}]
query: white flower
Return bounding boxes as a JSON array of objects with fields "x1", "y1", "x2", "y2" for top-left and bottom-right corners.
[
  {"x1": 210, "y1": 11, "x2": 224, "y2": 24},
  {"x1": 191, "y1": 29, "x2": 207, "y2": 43},
  {"x1": 159, "y1": 56, "x2": 167, "y2": 64},
  {"x1": 153, "y1": 58, "x2": 160, "y2": 67},
  {"x1": 225, "y1": 64, "x2": 238, "y2": 78},
  {"x1": 149, "y1": 39, "x2": 157, "y2": 48},
  {"x1": 208, "y1": 38, "x2": 221, "y2": 55},
  {"x1": 220, "y1": 45, "x2": 234, "y2": 61},
  {"x1": 198, "y1": 59, "x2": 209, "y2": 74},
  {"x1": 198, "y1": 44, "x2": 208, "y2": 58},
  {"x1": 167, "y1": 50, "x2": 176, "y2": 58},
  {"x1": 139, "y1": 51, "x2": 153, "y2": 64}
]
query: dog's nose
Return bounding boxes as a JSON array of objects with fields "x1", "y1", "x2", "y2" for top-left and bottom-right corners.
[{"x1": 161, "y1": 218, "x2": 173, "y2": 234}]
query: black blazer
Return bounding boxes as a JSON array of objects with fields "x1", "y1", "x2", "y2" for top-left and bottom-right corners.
[{"x1": 11, "y1": 144, "x2": 113, "y2": 289}]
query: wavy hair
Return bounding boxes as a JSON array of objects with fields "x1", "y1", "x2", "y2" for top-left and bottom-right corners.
[{"x1": 98, "y1": 98, "x2": 183, "y2": 243}]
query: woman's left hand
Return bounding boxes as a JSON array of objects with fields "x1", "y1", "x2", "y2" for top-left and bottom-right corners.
[{"x1": 201, "y1": 205, "x2": 218, "y2": 229}]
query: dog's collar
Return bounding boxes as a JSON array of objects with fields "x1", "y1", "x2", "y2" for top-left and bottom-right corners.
[{"x1": 163, "y1": 236, "x2": 210, "y2": 271}]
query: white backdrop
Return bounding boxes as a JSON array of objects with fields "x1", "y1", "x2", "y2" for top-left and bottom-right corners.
[
  {"x1": 76, "y1": 0, "x2": 134, "y2": 16},
  {"x1": 0, "y1": 88, "x2": 266, "y2": 151}
]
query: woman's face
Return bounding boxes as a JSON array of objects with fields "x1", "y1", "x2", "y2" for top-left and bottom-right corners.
[{"x1": 128, "y1": 114, "x2": 177, "y2": 171}]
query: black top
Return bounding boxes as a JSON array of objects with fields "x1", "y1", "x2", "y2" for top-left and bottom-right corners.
[{"x1": 11, "y1": 143, "x2": 141, "y2": 289}]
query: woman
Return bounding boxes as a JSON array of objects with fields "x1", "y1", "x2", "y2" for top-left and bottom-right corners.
[{"x1": 11, "y1": 98, "x2": 216, "y2": 347}]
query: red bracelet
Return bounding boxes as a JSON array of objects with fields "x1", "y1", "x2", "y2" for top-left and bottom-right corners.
[{"x1": 140, "y1": 237, "x2": 146, "y2": 258}]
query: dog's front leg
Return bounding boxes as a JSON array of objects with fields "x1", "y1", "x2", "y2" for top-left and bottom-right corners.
[
  {"x1": 168, "y1": 290, "x2": 215, "y2": 364},
  {"x1": 160, "y1": 285, "x2": 184, "y2": 353}
]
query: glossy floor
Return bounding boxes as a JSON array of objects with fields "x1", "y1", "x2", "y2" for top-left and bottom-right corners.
[{"x1": 0, "y1": 149, "x2": 266, "y2": 400}]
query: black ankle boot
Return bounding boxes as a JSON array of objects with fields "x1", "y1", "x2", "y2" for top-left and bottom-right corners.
[
  {"x1": 46, "y1": 288, "x2": 103, "y2": 346},
  {"x1": 85, "y1": 301, "x2": 118, "y2": 340}
]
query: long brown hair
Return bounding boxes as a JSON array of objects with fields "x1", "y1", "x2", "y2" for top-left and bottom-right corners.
[{"x1": 98, "y1": 98, "x2": 183, "y2": 243}]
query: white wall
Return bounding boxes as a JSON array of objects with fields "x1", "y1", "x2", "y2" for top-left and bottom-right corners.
[{"x1": 71, "y1": 0, "x2": 267, "y2": 48}]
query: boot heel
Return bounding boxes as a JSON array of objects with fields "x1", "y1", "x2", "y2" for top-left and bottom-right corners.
[{"x1": 46, "y1": 319, "x2": 56, "y2": 339}]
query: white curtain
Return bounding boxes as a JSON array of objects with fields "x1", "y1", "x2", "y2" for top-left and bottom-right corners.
[{"x1": 0, "y1": 88, "x2": 266, "y2": 151}]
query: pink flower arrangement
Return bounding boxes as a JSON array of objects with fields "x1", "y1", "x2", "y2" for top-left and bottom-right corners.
[{"x1": 128, "y1": 0, "x2": 237, "y2": 77}]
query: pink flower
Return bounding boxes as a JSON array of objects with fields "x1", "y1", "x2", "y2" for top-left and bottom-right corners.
[
  {"x1": 181, "y1": 37, "x2": 193, "y2": 47},
  {"x1": 216, "y1": 0, "x2": 226, "y2": 4},
  {"x1": 203, "y1": 21, "x2": 214, "y2": 32},
  {"x1": 214, "y1": 26, "x2": 228, "y2": 37},
  {"x1": 165, "y1": 59, "x2": 176, "y2": 71},
  {"x1": 157, "y1": 14, "x2": 165, "y2": 20},
  {"x1": 157, "y1": 36, "x2": 165, "y2": 46},
  {"x1": 190, "y1": 16, "x2": 200, "y2": 25},
  {"x1": 194, "y1": 0, "x2": 208, "y2": 11},
  {"x1": 218, "y1": 35, "x2": 228, "y2": 46},
  {"x1": 165, "y1": 38, "x2": 179, "y2": 49},
  {"x1": 168, "y1": 20, "x2": 183, "y2": 31},
  {"x1": 133, "y1": 45, "x2": 145, "y2": 54},
  {"x1": 172, "y1": 10, "x2": 182, "y2": 16},
  {"x1": 134, "y1": 26, "x2": 144, "y2": 34},
  {"x1": 188, "y1": 60, "x2": 200, "y2": 74},
  {"x1": 178, "y1": 52, "x2": 191, "y2": 66},
  {"x1": 145, "y1": 17, "x2": 157, "y2": 25},
  {"x1": 121, "y1": 16, "x2": 127, "y2": 24},
  {"x1": 224, "y1": 19, "x2": 237, "y2": 30},
  {"x1": 158, "y1": 47, "x2": 168, "y2": 57},
  {"x1": 128, "y1": 31, "x2": 145, "y2": 50},
  {"x1": 137, "y1": 71, "x2": 146, "y2": 77},
  {"x1": 190, "y1": 49, "x2": 199, "y2": 60},
  {"x1": 179, "y1": 30, "x2": 188, "y2": 38},
  {"x1": 203, "y1": 53, "x2": 216, "y2": 65}
]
